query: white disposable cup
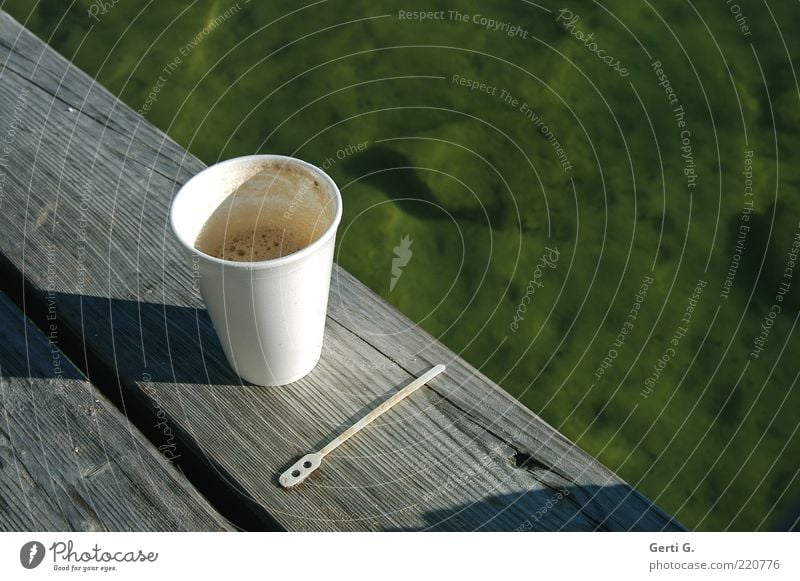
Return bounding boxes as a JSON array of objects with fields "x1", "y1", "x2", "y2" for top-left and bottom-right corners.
[{"x1": 170, "y1": 155, "x2": 342, "y2": 386}]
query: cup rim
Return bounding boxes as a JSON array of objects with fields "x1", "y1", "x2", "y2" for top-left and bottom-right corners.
[{"x1": 170, "y1": 154, "x2": 342, "y2": 269}]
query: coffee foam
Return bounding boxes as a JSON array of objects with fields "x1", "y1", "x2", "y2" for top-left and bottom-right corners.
[
  {"x1": 194, "y1": 160, "x2": 334, "y2": 262},
  {"x1": 202, "y1": 224, "x2": 307, "y2": 261}
]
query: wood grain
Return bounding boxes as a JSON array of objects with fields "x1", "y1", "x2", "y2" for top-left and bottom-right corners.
[
  {"x1": 0, "y1": 11, "x2": 682, "y2": 530},
  {"x1": 0, "y1": 292, "x2": 230, "y2": 531}
]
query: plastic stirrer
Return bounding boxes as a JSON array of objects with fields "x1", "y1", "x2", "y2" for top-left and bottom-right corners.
[{"x1": 279, "y1": 364, "x2": 446, "y2": 488}]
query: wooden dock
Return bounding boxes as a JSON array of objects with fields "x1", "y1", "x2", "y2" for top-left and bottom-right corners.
[{"x1": 0, "y1": 11, "x2": 683, "y2": 531}]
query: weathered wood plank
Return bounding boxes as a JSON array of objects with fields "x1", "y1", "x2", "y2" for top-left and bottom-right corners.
[
  {"x1": 327, "y1": 268, "x2": 677, "y2": 530},
  {"x1": 0, "y1": 291, "x2": 231, "y2": 531},
  {"x1": 0, "y1": 11, "x2": 682, "y2": 530}
]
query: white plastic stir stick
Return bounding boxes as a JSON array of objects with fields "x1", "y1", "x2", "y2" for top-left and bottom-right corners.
[{"x1": 279, "y1": 364, "x2": 446, "y2": 488}]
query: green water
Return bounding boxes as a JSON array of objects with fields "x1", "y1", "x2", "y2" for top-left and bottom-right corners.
[{"x1": 8, "y1": 0, "x2": 799, "y2": 530}]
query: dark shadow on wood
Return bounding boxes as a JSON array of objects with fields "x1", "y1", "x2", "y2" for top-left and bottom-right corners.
[
  {"x1": 0, "y1": 254, "x2": 685, "y2": 531},
  {"x1": 391, "y1": 485, "x2": 685, "y2": 532},
  {"x1": 6, "y1": 289, "x2": 240, "y2": 386},
  {"x1": 775, "y1": 500, "x2": 800, "y2": 531},
  {"x1": 0, "y1": 254, "x2": 283, "y2": 531},
  {"x1": 0, "y1": 290, "x2": 233, "y2": 531}
]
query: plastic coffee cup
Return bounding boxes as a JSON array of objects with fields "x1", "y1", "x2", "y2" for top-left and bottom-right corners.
[{"x1": 170, "y1": 155, "x2": 342, "y2": 386}]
